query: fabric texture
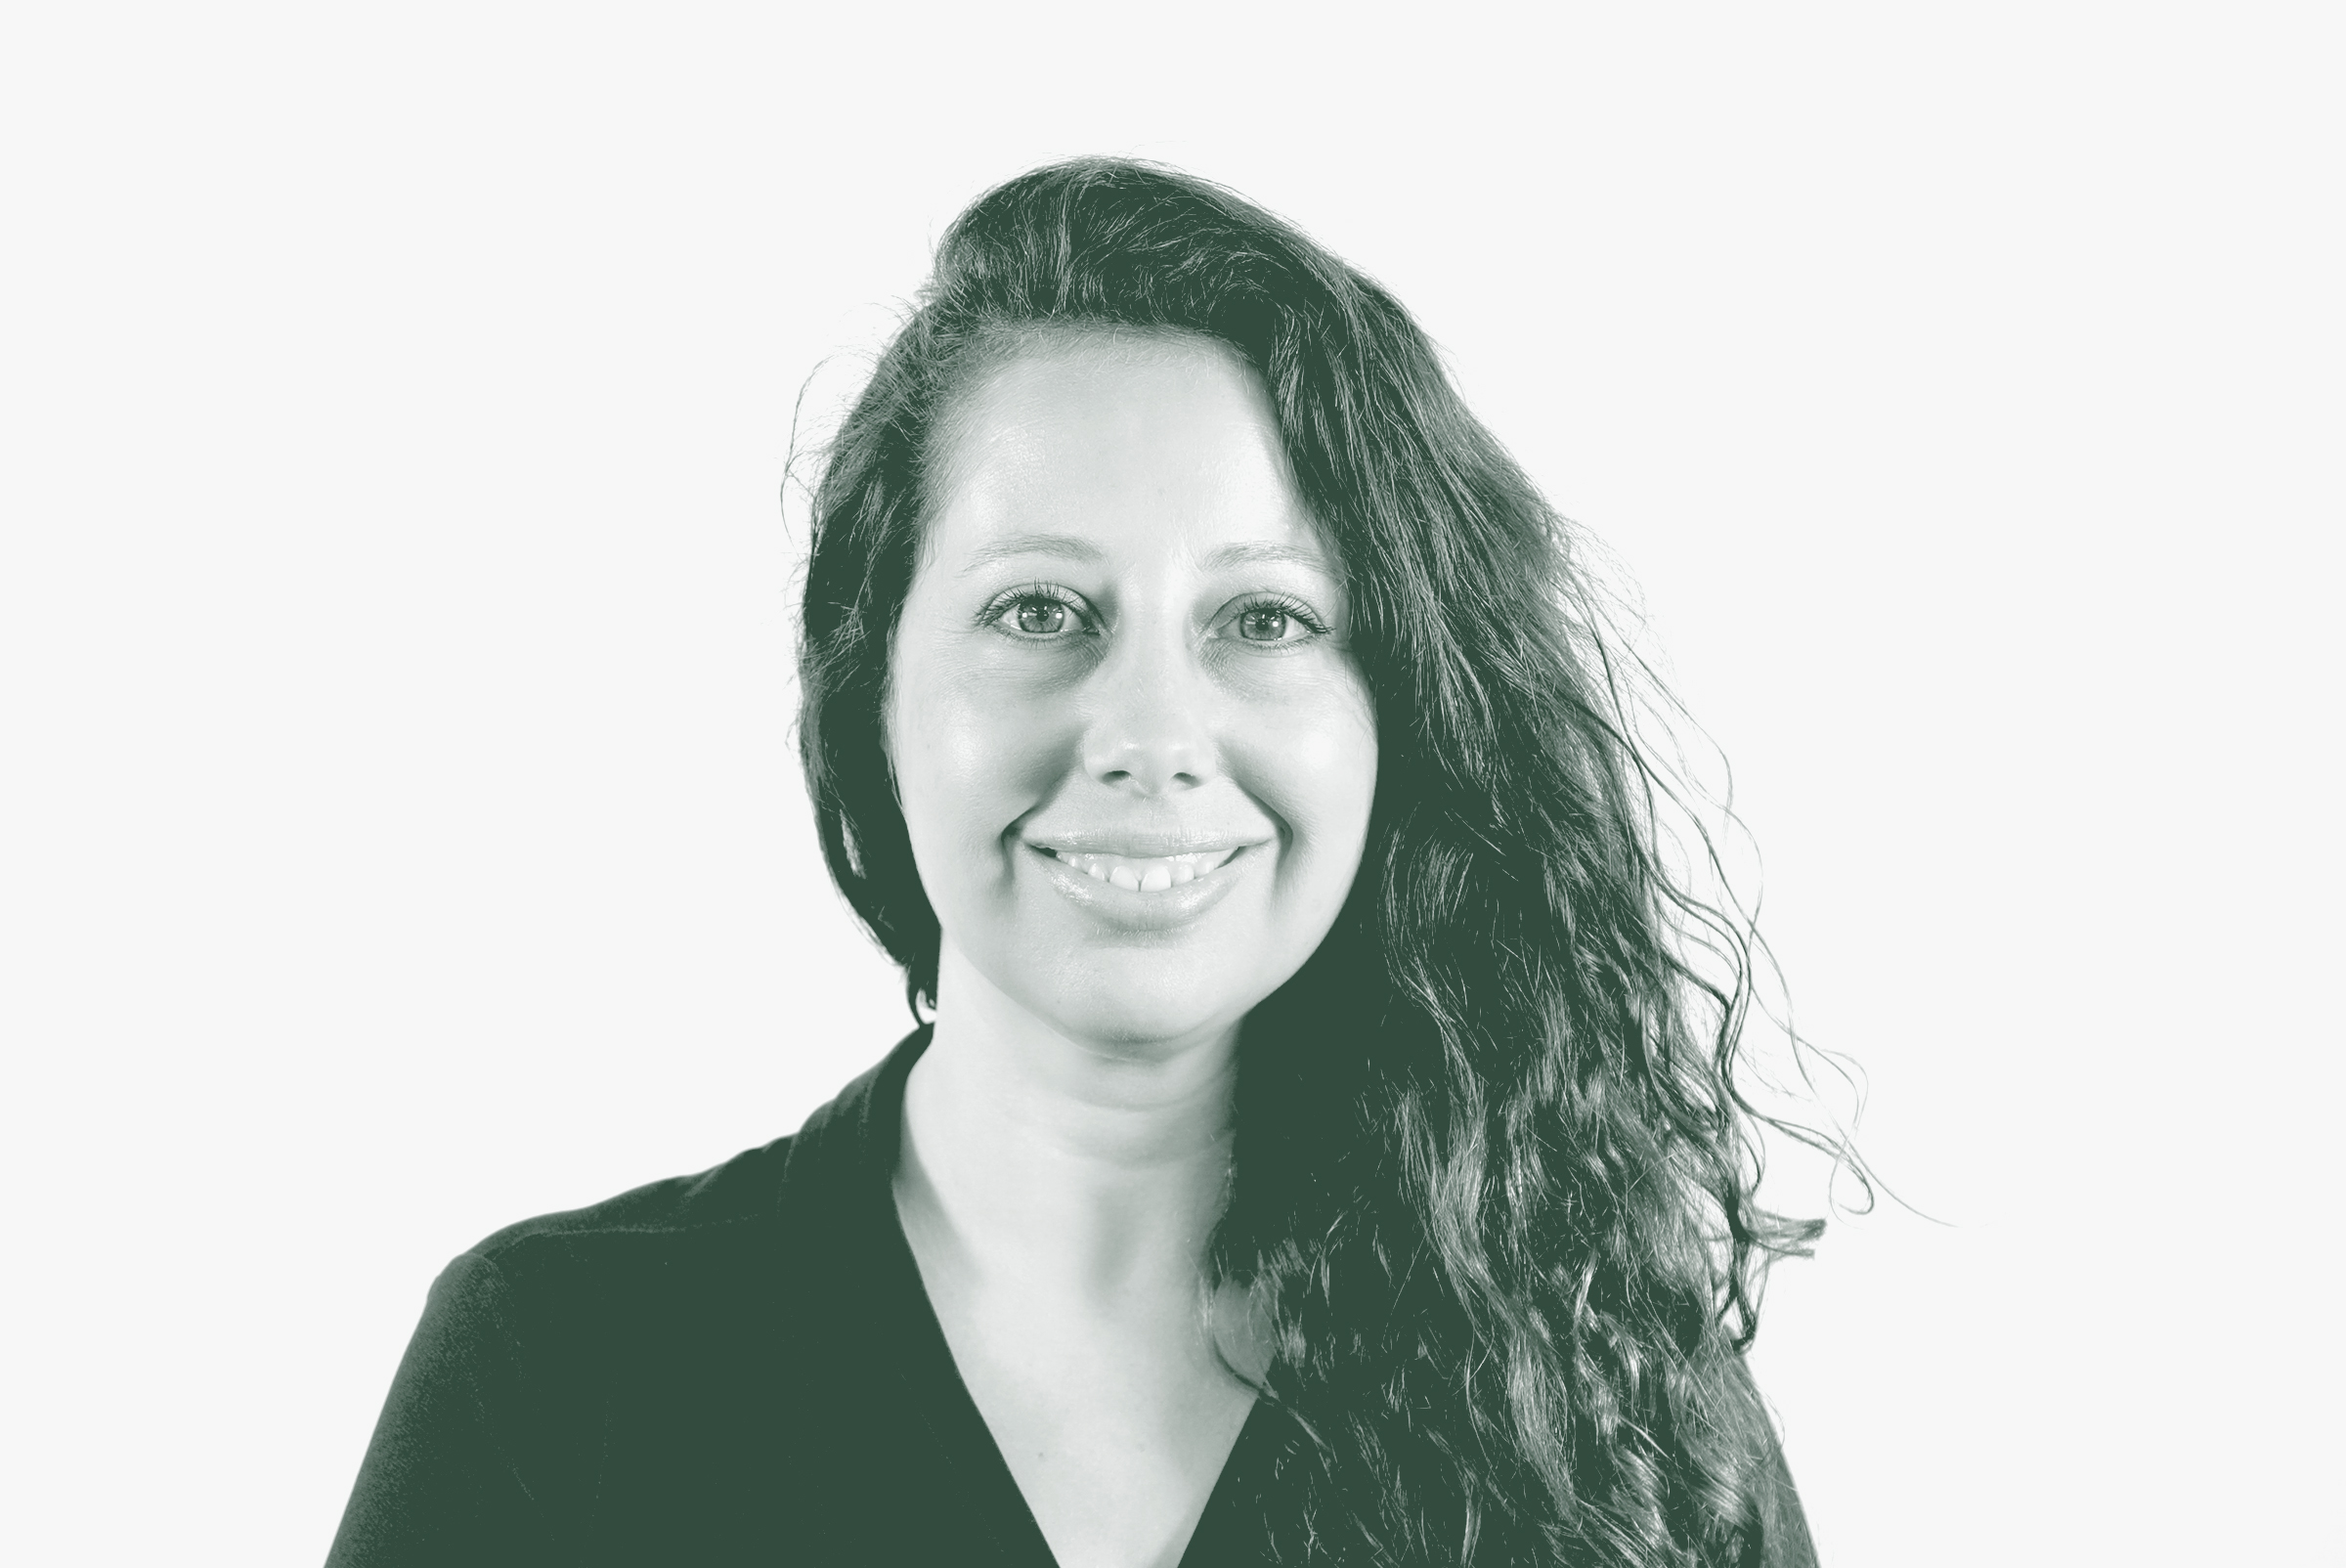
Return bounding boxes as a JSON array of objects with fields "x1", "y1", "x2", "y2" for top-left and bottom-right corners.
[{"x1": 326, "y1": 1026, "x2": 1816, "y2": 1566}]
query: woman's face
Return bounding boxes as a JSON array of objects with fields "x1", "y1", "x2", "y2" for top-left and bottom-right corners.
[{"x1": 885, "y1": 330, "x2": 1378, "y2": 1051}]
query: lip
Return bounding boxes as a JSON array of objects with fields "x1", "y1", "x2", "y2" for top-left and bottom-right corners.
[
  {"x1": 1024, "y1": 832, "x2": 1259, "y2": 857},
  {"x1": 1022, "y1": 840, "x2": 1260, "y2": 932}
]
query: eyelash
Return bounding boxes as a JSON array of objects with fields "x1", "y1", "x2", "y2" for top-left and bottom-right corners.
[{"x1": 979, "y1": 584, "x2": 1330, "y2": 645}]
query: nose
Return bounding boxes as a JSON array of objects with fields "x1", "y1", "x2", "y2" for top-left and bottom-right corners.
[{"x1": 1080, "y1": 625, "x2": 1215, "y2": 796}]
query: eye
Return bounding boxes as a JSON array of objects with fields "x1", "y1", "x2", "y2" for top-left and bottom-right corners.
[
  {"x1": 1224, "y1": 594, "x2": 1327, "y2": 645},
  {"x1": 1016, "y1": 599, "x2": 1068, "y2": 634},
  {"x1": 983, "y1": 586, "x2": 1093, "y2": 640},
  {"x1": 1236, "y1": 606, "x2": 1297, "y2": 642}
]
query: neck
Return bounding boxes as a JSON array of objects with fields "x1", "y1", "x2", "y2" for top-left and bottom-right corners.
[{"x1": 894, "y1": 940, "x2": 1239, "y2": 1305}]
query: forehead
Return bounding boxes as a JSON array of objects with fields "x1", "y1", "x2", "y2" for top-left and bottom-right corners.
[{"x1": 923, "y1": 330, "x2": 1325, "y2": 566}]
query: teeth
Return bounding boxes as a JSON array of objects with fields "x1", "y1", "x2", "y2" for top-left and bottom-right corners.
[{"x1": 1046, "y1": 848, "x2": 1238, "y2": 891}]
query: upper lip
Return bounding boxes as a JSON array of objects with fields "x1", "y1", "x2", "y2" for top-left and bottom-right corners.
[{"x1": 1023, "y1": 831, "x2": 1263, "y2": 856}]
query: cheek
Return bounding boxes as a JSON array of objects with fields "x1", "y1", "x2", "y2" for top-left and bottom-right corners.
[
  {"x1": 888, "y1": 650, "x2": 1070, "y2": 857},
  {"x1": 1246, "y1": 675, "x2": 1379, "y2": 867}
]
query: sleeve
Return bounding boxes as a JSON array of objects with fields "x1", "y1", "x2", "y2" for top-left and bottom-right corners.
[
  {"x1": 1729, "y1": 1350, "x2": 1818, "y2": 1568},
  {"x1": 1752, "y1": 1421, "x2": 1818, "y2": 1568},
  {"x1": 325, "y1": 1250, "x2": 557, "y2": 1568}
]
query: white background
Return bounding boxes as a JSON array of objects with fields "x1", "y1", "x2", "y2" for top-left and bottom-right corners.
[{"x1": 4, "y1": 4, "x2": 2339, "y2": 1563}]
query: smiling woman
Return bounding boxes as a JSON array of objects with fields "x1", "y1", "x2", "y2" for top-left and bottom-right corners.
[
  {"x1": 328, "y1": 159, "x2": 1831, "y2": 1568},
  {"x1": 889, "y1": 331, "x2": 1377, "y2": 1054}
]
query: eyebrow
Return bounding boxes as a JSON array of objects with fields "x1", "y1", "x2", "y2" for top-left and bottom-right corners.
[
  {"x1": 954, "y1": 534, "x2": 1332, "y2": 576},
  {"x1": 954, "y1": 533, "x2": 1107, "y2": 575},
  {"x1": 1201, "y1": 542, "x2": 1330, "y2": 572}
]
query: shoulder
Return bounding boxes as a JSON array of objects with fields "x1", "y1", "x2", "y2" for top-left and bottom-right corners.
[
  {"x1": 1716, "y1": 1353, "x2": 1817, "y2": 1568},
  {"x1": 416, "y1": 1028, "x2": 924, "y2": 1354},
  {"x1": 442, "y1": 1022, "x2": 920, "y2": 1298},
  {"x1": 467, "y1": 1132, "x2": 799, "y2": 1262},
  {"x1": 429, "y1": 1133, "x2": 807, "y2": 1342}
]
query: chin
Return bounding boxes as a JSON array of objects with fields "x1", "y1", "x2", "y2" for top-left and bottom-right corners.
[{"x1": 1029, "y1": 968, "x2": 1254, "y2": 1055}]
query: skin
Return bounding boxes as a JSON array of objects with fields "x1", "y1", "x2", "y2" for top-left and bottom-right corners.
[{"x1": 884, "y1": 328, "x2": 1378, "y2": 1568}]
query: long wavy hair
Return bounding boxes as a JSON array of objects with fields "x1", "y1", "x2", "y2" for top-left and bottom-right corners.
[{"x1": 797, "y1": 158, "x2": 1836, "y2": 1567}]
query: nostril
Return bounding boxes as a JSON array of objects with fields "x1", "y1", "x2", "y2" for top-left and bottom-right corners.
[{"x1": 1083, "y1": 709, "x2": 1216, "y2": 793}]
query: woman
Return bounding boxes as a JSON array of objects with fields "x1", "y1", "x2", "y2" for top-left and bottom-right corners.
[{"x1": 329, "y1": 158, "x2": 1827, "y2": 1567}]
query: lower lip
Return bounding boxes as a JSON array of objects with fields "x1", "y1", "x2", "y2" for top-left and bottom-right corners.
[{"x1": 1024, "y1": 844, "x2": 1257, "y2": 931}]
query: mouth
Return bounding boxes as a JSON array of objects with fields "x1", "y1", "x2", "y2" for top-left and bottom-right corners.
[{"x1": 1031, "y1": 844, "x2": 1245, "y2": 893}]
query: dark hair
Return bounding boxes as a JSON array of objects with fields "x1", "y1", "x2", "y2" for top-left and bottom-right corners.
[{"x1": 798, "y1": 157, "x2": 1833, "y2": 1567}]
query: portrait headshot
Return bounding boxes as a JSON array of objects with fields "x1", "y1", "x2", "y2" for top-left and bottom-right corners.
[{"x1": 4, "y1": 8, "x2": 2337, "y2": 1567}]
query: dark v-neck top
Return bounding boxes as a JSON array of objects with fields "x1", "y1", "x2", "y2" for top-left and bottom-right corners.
[
  {"x1": 326, "y1": 1024, "x2": 1280, "y2": 1567},
  {"x1": 326, "y1": 1025, "x2": 1815, "y2": 1566}
]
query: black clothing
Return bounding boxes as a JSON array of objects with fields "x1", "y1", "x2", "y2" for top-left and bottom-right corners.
[{"x1": 327, "y1": 1026, "x2": 1815, "y2": 1566}]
